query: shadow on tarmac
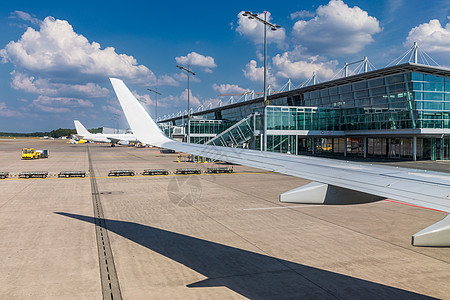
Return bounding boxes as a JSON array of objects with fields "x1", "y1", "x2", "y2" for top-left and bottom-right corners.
[{"x1": 55, "y1": 212, "x2": 434, "y2": 299}]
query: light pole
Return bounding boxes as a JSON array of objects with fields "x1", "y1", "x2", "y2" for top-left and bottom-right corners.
[
  {"x1": 147, "y1": 88, "x2": 161, "y2": 121},
  {"x1": 112, "y1": 113, "x2": 120, "y2": 134},
  {"x1": 243, "y1": 11, "x2": 280, "y2": 152},
  {"x1": 242, "y1": 11, "x2": 280, "y2": 106},
  {"x1": 176, "y1": 64, "x2": 196, "y2": 143}
]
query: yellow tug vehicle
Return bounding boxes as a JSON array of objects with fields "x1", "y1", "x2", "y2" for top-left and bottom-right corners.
[{"x1": 22, "y1": 148, "x2": 49, "y2": 159}]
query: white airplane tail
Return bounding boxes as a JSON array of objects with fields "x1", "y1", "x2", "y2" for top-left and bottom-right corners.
[
  {"x1": 74, "y1": 120, "x2": 92, "y2": 138},
  {"x1": 109, "y1": 78, "x2": 170, "y2": 146}
]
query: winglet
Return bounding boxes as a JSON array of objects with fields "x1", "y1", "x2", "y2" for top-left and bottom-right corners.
[{"x1": 109, "y1": 78, "x2": 170, "y2": 147}]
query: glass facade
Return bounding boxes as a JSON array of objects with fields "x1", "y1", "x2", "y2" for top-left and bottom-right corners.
[
  {"x1": 189, "y1": 119, "x2": 232, "y2": 144},
  {"x1": 266, "y1": 106, "x2": 340, "y2": 131},
  {"x1": 160, "y1": 66, "x2": 450, "y2": 160},
  {"x1": 189, "y1": 120, "x2": 231, "y2": 135},
  {"x1": 300, "y1": 72, "x2": 450, "y2": 131}
]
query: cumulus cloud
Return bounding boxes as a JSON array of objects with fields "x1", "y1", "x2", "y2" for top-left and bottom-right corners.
[
  {"x1": 236, "y1": 11, "x2": 287, "y2": 48},
  {"x1": 101, "y1": 98, "x2": 123, "y2": 115},
  {"x1": 157, "y1": 74, "x2": 179, "y2": 86},
  {"x1": 9, "y1": 11, "x2": 41, "y2": 25},
  {"x1": 0, "y1": 16, "x2": 156, "y2": 83},
  {"x1": 242, "y1": 60, "x2": 263, "y2": 82},
  {"x1": 11, "y1": 72, "x2": 57, "y2": 95},
  {"x1": 148, "y1": 89, "x2": 201, "y2": 112},
  {"x1": 292, "y1": 0, "x2": 381, "y2": 55},
  {"x1": 0, "y1": 15, "x2": 176, "y2": 119},
  {"x1": 31, "y1": 95, "x2": 93, "y2": 113},
  {"x1": 406, "y1": 19, "x2": 450, "y2": 53},
  {"x1": 0, "y1": 102, "x2": 21, "y2": 117},
  {"x1": 272, "y1": 47, "x2": 338, "y2": 81},
  {"x1": 179, "y1": 89, "x2": 201, "y2": 107},
  {"x1": 11, "y1": 71, "x2": 109, "y2": 98},
  {"x1": 175, "y1": 52, "x2": 217, "y2": 73},
  {"x1": 242, "y1": 60, "x2": 277, "y2": 86},
  {"x1": 173, "y1": 71, "x2": 201, "y2": 83},
  {"x1": 212, "y1": 83, "x2": 250, "y2": 94},
  {"x1": 133, "y1": 91, "x2": 153, "y2": 106}
]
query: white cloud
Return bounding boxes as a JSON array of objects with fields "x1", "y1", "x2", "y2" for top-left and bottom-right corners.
[
  {"x1": 0, "y1": 102, "x2": 21, "y2": 117},
  {"x1": 272, "y1": 47, "x2": 338, "y2": 81},
  {"x1": 290, "y1": 10, "x2": 315, "y2": 20},
  {"x1": 11, "y1": 71, "x2": 109, "y2": 97},
  {"x1": 175, "y1": 52, "x2": 217, "y2": 72},
  {"x1": 236, "y1": 11, "x2": 287, "y2": 48},
  {"x1": 153, "y1": 89, "x2": 201, "y2": 111},
  {"x1": 242, "y1": 60, "x2": 263, "y2": 82},
  {"x1": 179, "y1": 89, "x2": 201, "y2": 107},
  {"x1": 58, "y1": 82, "x2": 109, "y2": 98},
  {"x1": 212, "y1": 83, "x2": 250, "y2": 94},
  {"x1": 101, "y1": 99, "x2": 123, "y2": 115},
  {"x1": 406, "y1": 19, "x2": 450, "y2": 53},
  {"x1": 292, "y1": 0, "x2": 381, "y2": 55},
  {"x1": 132, "y1": 91, "x2": 154, "y2": 106},
  {"x1": 0, "y1": 16, "x2": 156, "y2": 83},
  {"x1": 0, "y1": 15, "x2": 171, "y2": 119},
  {"x1": 9, "y1": 11, "x2": 41, "y2": 25},
  {"x1": 31, "y1": 95, "x2": 93, "y2": 113},
  {"x1": 173, "y1": 71, "x2": 201, "y2": 83},
  {"x1": 157, "y1": 74, "x2": 179, "y2": 86},
  {"x1": 242, "y1": 60, "x2": 276, "y2": 85},
  {"x1": 11, "y1": 72, "x2": 57, "y2": 95}
]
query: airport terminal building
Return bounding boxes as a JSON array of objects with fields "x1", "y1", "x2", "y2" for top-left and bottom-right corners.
[{"x1": 159, "y1": 63, "x2": 450, "y2": 161}]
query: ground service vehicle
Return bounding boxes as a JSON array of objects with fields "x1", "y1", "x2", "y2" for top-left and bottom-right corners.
[{"x1": 22, "y1": 148, "x2": 49, "y2": 159}]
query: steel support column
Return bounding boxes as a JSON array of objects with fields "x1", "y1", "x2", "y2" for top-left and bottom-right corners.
[
  {"x1": 344, "y1": 138, "x2": 347, "y2": 157},
  {"x1": 364, "y1": 137, "x2": 367, "y2": 158}
]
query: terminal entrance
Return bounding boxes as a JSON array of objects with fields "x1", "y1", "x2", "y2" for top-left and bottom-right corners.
[
  {"x1": 389, "y1": 138, "x2": 401, "y2": 158},
  {"x1": 347, "y1": 138, "x2": 364, "y2": 156}
]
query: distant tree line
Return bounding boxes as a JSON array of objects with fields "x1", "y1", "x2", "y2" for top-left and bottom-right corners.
[{"x1": 0, "y1": 127, "x2": 103, "y2": 138}]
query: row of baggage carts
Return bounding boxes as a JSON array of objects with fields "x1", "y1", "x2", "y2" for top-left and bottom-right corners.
[{"x1": 0, "y1": 167, "x2": 233, "y2": 179}]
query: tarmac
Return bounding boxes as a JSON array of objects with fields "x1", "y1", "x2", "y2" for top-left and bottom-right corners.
[{"x1": 0, "y1": 138, "x2": 449, "y2": 299}]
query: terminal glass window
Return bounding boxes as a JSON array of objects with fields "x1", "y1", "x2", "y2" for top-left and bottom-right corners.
[{"x1": 266, "y1": 106, "x2": 340, "y2": 131}]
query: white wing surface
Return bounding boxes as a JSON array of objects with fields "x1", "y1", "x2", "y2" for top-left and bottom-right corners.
[{"x1": 110, "y1": 78, "x2": 450, "y2": 247}]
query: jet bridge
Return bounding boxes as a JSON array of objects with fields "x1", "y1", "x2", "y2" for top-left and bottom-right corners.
[{"x1": 205, "y1": 114, "x2": 256, "y2": 148}]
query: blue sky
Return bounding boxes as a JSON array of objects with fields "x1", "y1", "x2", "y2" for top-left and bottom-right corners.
[{"x1": 0, "y1": 0, "x2": 449, "y2": 132}]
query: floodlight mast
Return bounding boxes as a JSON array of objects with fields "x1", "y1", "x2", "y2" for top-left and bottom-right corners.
[
  {"x1": 176, "y1": 64, "x2": 196, "y2": 143},
  {"x1": 243, "y1": 11, "x2": 280, "y2": 152},
  {"x1": 147, "y1": 88, "x2": 161, "y2": 121},
  {"x1": 242, "y1": 11, "x2": 280, "y2": 106}
]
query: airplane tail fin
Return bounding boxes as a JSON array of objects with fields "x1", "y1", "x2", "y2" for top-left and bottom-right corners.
[
  {"x1": 74, "y1": 120, "x2": 91, "y2": 137},
  {"x1": 109, "y1": 78, "x2": 171, "y2": 146}
]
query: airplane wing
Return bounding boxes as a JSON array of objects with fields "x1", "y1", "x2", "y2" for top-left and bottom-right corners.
[
  {"x1": 106, "y1": 136, "x2": 139, "y2": 145},
  {"x1": 110, "y1": 78, "x2": 450, "y2": 247},
  {"x1": 106, "y1": 136, "x2": 121, "y2": 143}
]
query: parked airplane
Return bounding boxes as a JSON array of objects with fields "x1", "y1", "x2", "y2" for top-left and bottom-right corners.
[
  {"x1": 74, "y1": 120, "x2": 139, "y2": 146},
  {"x1": 110, "y1": 78, "x2": 450, "y2": 247}
]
